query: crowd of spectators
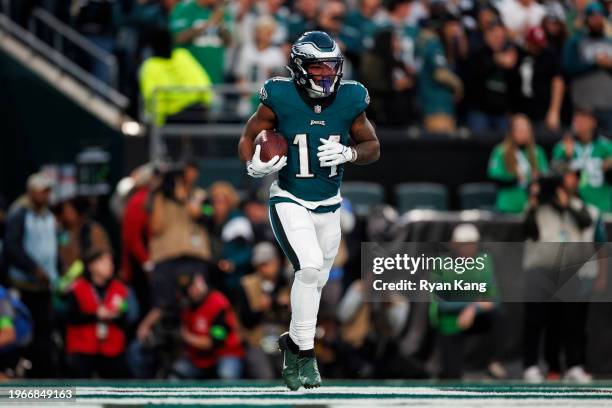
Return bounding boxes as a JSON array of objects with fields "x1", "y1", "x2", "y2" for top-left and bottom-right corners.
[
  {"x1": 0, "y1": 157, "x2": 606, "y2": 382},
  {"x1": 1, "y1": 0, "x2": 612, "y2": 384},
  {"x1": 488, "y1": 107, "x2": 612, "y2": 214},
  {"x1": 7, "y1": 0, "x2": 612, "y2": 134}
]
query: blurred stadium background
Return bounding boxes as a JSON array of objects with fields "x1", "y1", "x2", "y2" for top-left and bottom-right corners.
[{"x1": 2, "y1": 0, "x2": 612, "y2": 406}]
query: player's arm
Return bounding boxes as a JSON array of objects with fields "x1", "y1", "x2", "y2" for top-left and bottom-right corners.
[
  {"x1": 238, "y1": 103, "x2": 287, "y2": 177},
  {"x1": 348, "y1": 112, "x2": 380, "y2": 165},
  {"x1": 317, "y1": 112, "x2": 380, "y2": 167},
  {"x1": 238, "y1": 103, "x2": 276, "y2": 162}
]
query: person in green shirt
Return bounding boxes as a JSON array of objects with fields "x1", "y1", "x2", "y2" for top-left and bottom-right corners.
[
  {"x1": 169, "y1": 0, "x2": 232, "y2": 84},
  {"x1": 287, "y1": 0, "x2": 319, "y2": 42},
  {"x1": 552, "y1": 108, "x2": 612, "y2": 212},
  {"x1": 429, "y1": 224, "x2": 498, "y2": 379},
  {"x1": 488, "y1": 114, "x2": 549, "y2": 213},
  {"x1": 344, "y1": 0, "x2": 386, "y2": 51}
]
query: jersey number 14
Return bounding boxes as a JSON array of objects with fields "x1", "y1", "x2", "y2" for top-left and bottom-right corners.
[{"x1": 293, "y1": 134, "x2": 341, "y2": 178}]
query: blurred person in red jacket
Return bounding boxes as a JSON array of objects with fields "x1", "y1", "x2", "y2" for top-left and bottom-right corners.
[
  {"x1": 64, "y1": 250, "x2": 130, "y2": 378},
  {"x1": 120, "y1": 166, "x2": 160, "y2": 317},
  {"x1": 170, "y1": 270, "x2": 244, "y2": 379}
]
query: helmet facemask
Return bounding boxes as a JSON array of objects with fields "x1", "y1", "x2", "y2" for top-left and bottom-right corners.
[{"x1": 302, "y1": 59, "x2": 343, "y2": 98}]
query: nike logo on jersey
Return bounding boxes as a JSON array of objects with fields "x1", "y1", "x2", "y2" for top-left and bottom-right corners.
[{"x1": 310, "y1": 120, "x2": 326, "y2": 126}]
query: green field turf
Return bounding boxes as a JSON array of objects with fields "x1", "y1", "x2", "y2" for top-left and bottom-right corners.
[{"x1": 1, "y1": 381, "x2": 612, "y2": 407}]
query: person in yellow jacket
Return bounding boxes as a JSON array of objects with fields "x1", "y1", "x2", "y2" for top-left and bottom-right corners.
[{"x1": 140, "y1": 29, "x2": 214, "y2": 125}]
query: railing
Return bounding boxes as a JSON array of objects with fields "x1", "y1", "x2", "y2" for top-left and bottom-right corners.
[
  {"x1": 0, "y1": 12, "x2": 128, "y2": 108},
  {"x1": 28, "y1": 7, "x2": 119, "y2": 90},
  {"x1": 146, "y1": 84, "x2": 261, "y2": 161}
]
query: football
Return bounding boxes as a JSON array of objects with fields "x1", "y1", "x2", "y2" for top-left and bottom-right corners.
[{"x1": 254, "y1": 129, "x2": 288, "y2": 162}]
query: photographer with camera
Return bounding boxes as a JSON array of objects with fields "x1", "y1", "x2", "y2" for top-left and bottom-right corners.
[
  {"x1": 64, "y1": 250, "x2": 130, "y2": 379},
  {"x1": 237, "y1": 242, "x2": 290, "y2": 379},
  {"x1": 170, "y1": 270, "x2": 244, "y2": 380},
  {"x1": 522, "y1": 168, "x2": 596, "y2": 383}
]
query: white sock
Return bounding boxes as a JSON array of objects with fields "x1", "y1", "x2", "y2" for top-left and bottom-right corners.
[{"x1": 289, "y1": 267, "x2": 320, "y2": 351}]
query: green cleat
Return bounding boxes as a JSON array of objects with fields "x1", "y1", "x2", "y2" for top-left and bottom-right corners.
[
  {"x1": 278, "y1": 332, "x2": 301, "y2": 391},
  {"x1": 298, "y1": 355, "x2": 322, "y2": 389}
]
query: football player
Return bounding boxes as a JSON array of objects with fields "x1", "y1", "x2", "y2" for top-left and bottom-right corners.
[{"x1": 238, "y1": 31, "x2": 380, "y2": 389}]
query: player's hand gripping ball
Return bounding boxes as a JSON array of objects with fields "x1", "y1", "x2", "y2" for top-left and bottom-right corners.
[{"x1": 247, "y1": 130, "x2": 288, "y2": 178}]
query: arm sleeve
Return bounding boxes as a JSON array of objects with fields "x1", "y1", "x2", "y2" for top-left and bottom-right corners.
[
  {"x1": 488, "y1": 146, "x2": 518, "y2": 183},
  {"x1": 237, "y1": 286, "x2": 263, "y2": 330},
  {"x1": 523, "y1": 207, "x2": 540, "y2": 241},
  {"x1": 594, "y1": 215, "x2": 607, "y2": 243},
  {"x1": 168, "y1": 4, "x2": 189, "y2": 35},
  {"x1": 351, "y1": 82, "x2": 370, "y2": 118},
  {"x1": 536, "y1": 145, "x2": 549, "y2": 174},
  {"x1": 0, "y1": 298, "x2": 15, "y2": 329},
  {"x1": 568, "y1": 202, "x2": 593, "y2": 230},
  {"x1": 4, "y1": 210, "x2": 38, "y2": 274},
  {"x1": 562, "y1": 35, "x2": 595, "y2": 77},
  {"x1": 123, "y1": 205, "x2": 149, "y2": 264},
  {"x1": 64, "y1": 292, "x2": 98, "y2": 325},
  {"x1": 259, "y1": 79, "x2": 277, "y2": 111},
  {"x1": 552, "y1": 142, "x2": 569, "y2": 161}
]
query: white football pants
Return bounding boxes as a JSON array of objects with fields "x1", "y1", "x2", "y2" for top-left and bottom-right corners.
[{"x1": 269, "y1": 201, "x2": 341, "y2": 350}]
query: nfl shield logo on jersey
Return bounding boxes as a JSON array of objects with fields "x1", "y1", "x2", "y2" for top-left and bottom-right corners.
[{"x1": 314, "y1": 105, "x2": 322, "y2": 114}]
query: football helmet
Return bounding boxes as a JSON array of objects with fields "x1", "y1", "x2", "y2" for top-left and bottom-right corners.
[{"x1": 289, "y1": 31, "x2": 344, "y2": 99}]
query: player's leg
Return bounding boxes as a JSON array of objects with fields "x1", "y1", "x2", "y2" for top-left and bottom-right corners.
[
  {"x1": 312, "y1": 209, "x2": 342, "y2": 292},
  {"x1": 293, "y1": 209, "x2": 341, "y2": 388},
  {"x1": 269, "y1": 201, "x2": 324, "y2": 390}
]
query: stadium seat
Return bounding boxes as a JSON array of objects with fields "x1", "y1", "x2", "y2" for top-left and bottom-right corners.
[
  {"x1": 394, "y1": 183, "x2": 448, "y2": 213},
  {"x1": 458, "y1": 182, "x2": 497, "y2": 210},
  {"x1": 341, "y1": 182, "x2": 385, "y2": 216},
  {"x1": 198, "y1": 158, "x2": 248, "y2": 190}
]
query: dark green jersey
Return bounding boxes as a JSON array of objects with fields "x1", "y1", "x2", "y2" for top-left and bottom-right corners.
[{"x1": 260, "y1": 77, "x2": 369, "y2": 202}]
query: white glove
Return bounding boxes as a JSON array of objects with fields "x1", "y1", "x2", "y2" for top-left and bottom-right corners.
[
  {"x1": 246, "y1": 144, "x2": 287, "y2": 178},
  {"x1": 317, "y1": 138, "x2": 356, "y2": 167}
]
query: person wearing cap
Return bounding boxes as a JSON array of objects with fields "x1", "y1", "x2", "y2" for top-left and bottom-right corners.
[
  {"x1": 429, "y1": 223, "x2": 498, "y2": 379},
  {"x1": 512, "y1": 26, "x2": 565, "y2": 131},
  {"x1": 170, "y1": 271, "x2": 244, "y2": 379},
  {"x1": 243, "y1": 189, "x2": 275, "y2": 243},
  {"x1": 497, "y1": 0, "x2": 546, "y2": 43},
  {"x1": 538, "y1": 163, "x2": 606, "y2": 382},
  {"x1": 563, "y1": 1, "x2": 612, "y2": 133},
  {"x1": 64, "y1": 250, "x2": 130, "y2": 378},
  {"x1": 541, "y1": 3, "x2": 568, "y2": 56},
  {"x1": 552, "y1": 107, "x2": 612, "y2": 211},
  {"x1": 209, "y1": 182, "x2": 254, "y2": 298},
  {"x1": 237, "y1": 242, "x2": 290, "y2": 379},
  {"x1": 4, "y1": 172, "x2": 58, "y2": 378}
]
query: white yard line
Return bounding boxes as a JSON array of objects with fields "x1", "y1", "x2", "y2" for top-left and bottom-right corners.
[
  {"x1": 72, "y1": 397, "x2": 612, "y2": 407},
  {"x1": 73, "y1": 386, "x2": 612, "y2": 397}
]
